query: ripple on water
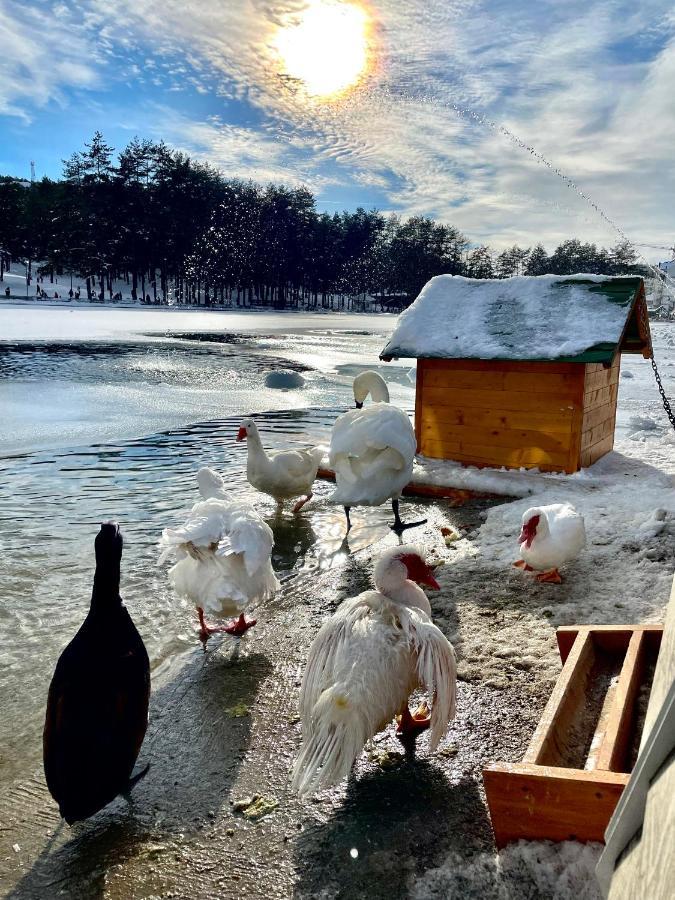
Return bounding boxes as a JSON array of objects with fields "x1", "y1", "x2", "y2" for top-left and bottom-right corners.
[{"x1": 0, "y1": 406, "x2": 366, "y2": 781}]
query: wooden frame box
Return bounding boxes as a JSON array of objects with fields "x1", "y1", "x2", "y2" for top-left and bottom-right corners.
[{"x1": 483, "y1": 625, "x2": 663, "y2": 848}]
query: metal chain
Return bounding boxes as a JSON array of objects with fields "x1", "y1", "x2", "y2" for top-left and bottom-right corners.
[
  {"x1": 638, "y1": 294, "x2": 675, "y2": 431},
  {"x1": 651, "y1": 354, "x2": 675, "y2": 431}
]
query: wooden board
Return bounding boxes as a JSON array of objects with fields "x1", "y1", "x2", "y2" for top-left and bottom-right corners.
[
  {"x1": 484, "y1": 624, "x2": 664, "y2": 848},
  {"x1": 419, "y1": 422, "x2": 572, "y2": 453},
  {"x1": 556, "y1": 625, "x2": 664, "y2": 664},
  {"x1": 595, "y1": 631, "x2": 645, "y2": 773},
  {"x1": 601, "y1": 576, "x2": 675, "y2": 899},
  {"x1": 419, "y1": 405, "x2": 576, "y2": 431},
  {"x1": 418, "y1": 438, "x2": 573, "y2": 470},
  {"x1": 416, "y1": 358, "x2": 587, "y2": 474},
  {"x1": 420, "y1": 358, "x2": 581, "y2": 376},
  {"x1": 314, "y1": 467, "x2": 507, "y2": 503},
  {"x1": 522, "y1": 630, "x2": 593, "y2": 767},
  {"x1": 422, "y1": 369, "x2": 581, "y2": 395},
  {"x1": 421, "y1": 385, "x2": 581, "y2": 414},
  {"x1": 483, "y1": 764, "x2": 628, "y2": 848},
  {"x1": 578, "y1": 357, "x2": 620, "y2": 468}
]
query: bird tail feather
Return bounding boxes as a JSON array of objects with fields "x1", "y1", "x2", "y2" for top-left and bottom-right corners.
[{"x1": 292, "y1": 684, "x2": 369, "y2": 797}]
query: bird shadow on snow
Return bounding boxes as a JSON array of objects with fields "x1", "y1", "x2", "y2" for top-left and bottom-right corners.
[
  {"x1": 292, "y1": 762, "x2": 492, "y2": 900},
  {"x1": 6, "y1": 647, "x2": 272, "y2": 900}
]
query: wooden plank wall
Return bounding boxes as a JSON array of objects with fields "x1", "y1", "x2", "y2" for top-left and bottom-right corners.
[
  {"x1": 580, "y1": 357, "x2": 620, "y2": 468},
  {"x1": 606, "y1": 576, "x2": 675, "y2": 900},
  {"x1": 416, "y1": 359, "x2": 586, "y2": 473}
]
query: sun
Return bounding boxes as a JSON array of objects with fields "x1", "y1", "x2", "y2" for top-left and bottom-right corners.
[{"x1": 274, "y1": 1, "x2": 371, "y2": 99}]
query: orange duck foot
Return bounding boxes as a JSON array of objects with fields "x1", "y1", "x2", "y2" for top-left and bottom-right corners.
[
  {"x1": 197, "y1": 609, "x2": 256, "y2": 648},
  {"x1": 536, "y1": 568, "x2": 563, "y2": 584},
  {"x1": 292, "y1": 493, "x2": 313, "y2": 514},
  {"x1": 223, "y1": 613, "x2": 257, "y2": 637},
  {"x1": 396, "y1": 701, "x2": 431, "y2": 745},
  {"x1": 512, "y1": 560, "x2": 534, "y2": 571}
]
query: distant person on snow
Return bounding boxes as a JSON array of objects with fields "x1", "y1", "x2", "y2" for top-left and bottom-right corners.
[
  {"x1": 54, "y1": 292, "x2": 59, "y2": 299},
  {"x1": 69, "y1": 288, "x2": 74, "y2": 299},
  {"x1": 4, "y1": 286, "x2": 9, "y2": 298},
  {"x1": 75, "y1": 289, "x2": 80, "y2": 299}
]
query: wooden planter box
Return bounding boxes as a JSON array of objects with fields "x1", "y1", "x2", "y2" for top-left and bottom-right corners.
[{"x1": 483, "y1": 625, "x2": 663, "y2": 848}]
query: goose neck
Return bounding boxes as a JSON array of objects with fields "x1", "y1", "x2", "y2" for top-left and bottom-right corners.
[{"x1": 91, "y1": 562, "x2": 122, "y2": 612}]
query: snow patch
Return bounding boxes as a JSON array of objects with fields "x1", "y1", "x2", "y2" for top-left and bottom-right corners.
[
  {"x1": 382, "y1": 274, "x2": 629, "y2": 360},
  {"x1": 412, "y1": 840, "x2": 602, "y2": 899}
]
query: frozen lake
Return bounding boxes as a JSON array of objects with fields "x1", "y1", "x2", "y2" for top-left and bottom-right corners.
[{"x1": 0, "y1": 305, "x2": 412, "y2": 453}]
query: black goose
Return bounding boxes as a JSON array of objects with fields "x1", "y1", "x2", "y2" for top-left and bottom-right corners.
[{"x1": 43, "y1": 522, "x2": 150, "y2": 824}]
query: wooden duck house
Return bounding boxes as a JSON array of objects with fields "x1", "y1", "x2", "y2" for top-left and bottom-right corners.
[{"x1": 380, "y1": 275, "x2": 652, "y2": 474}]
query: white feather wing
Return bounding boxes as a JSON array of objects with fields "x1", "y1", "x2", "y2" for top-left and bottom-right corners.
[
  {"x1": 159, "y1": 495, "x2": 279, "y2": 613},
  {"x1": 293, "y1": 592, "x2": 418, "y2": 795},
  {"x1": 298, "y1": 592, "x2": 380, "y2": 729},
  {"x1": 329, "y1": 405, "x2": 416, "y2": 506},
  {"x1": 398, "y1": 605, "x2": 457, "y2": 750}
]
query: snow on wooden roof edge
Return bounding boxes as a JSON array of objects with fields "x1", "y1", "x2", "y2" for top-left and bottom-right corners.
[{"x1": 380, "y1": 274, "x2": 647, "y2": 364}]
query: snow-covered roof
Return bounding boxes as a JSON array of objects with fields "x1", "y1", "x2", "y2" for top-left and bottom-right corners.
[{"x1": 380, "y1": 274, "x2": 650, "y2": 364}]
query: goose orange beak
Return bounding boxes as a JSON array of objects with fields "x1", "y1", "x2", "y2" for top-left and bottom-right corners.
[{"x1": 236, "y1": 427, "x2": 247, "y2": 442}]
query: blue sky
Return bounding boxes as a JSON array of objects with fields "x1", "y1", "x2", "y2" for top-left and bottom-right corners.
[{"x1": 1, "y1": 0, "x2": 674, "y2": 258}]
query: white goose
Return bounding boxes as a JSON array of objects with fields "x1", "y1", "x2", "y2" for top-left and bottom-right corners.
[
  {"x1": 513, "y1": 502, "x2": 586, "y2": 583},
  {"x1": 159, "y1": 467, "x2": 279, "y2": 645},
  {"x1": 292, "y1": 545, "x2": 456, "y2": 796},
  {"x1": 237, "y1": 418, "x2": 325, "y2": 513},
  {"x1": 329, "y1": 371, "x2": 423, "y2": 534}
]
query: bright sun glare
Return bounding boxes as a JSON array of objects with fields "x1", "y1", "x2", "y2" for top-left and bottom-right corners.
[{"x1": 274, "y1": 1, "x2": 371, "y2": 98}]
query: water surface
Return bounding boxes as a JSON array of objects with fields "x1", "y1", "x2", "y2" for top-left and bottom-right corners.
[{"x1": 0, "y1": 307, "x2": 416, "y2": 782}]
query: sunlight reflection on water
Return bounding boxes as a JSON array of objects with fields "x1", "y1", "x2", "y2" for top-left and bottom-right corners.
[{"x1": 0, "y1": 323, "x2": 416, "y2": 781}]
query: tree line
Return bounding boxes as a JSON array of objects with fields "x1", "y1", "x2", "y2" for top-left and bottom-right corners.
[{"x1": 0, "y1": 132, "x2": 645, "y2": 310}]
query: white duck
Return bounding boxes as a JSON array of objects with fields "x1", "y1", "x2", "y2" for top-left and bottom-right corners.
[
  {"x1": 237, "y1": 417, "x2": 325, "y2": 513},
  {"x1": 159, "y1": 467, "x2": 279, "y2": 646},
  {"x1": 329, "y1": 371, "x2": 423, "y2": 534},
  {"x1": 292, "y1": 545, "x2": 456, "y2": 796},
  {"x1": 513, "y1": 502, "x2": 586, "y2": 583}
]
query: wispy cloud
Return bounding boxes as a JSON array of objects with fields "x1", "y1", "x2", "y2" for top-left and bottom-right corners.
[
  {"x1": 2, "y1": 0, "x2": 674, "y2": 256},
  {"x1": 139, "y1": 107, "x2": 343, "y2": 191},
  {"x1": 0, "y1": 2, "x2": 99, "y2": 121}
]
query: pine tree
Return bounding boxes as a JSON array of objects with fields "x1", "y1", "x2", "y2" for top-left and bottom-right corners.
[{"x1": 525, "y1": 243, "x2": 550, "y2": 275}]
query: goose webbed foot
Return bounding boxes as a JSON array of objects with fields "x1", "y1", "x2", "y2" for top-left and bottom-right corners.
[
  {"x1": 293, "y1": 492, "x2": 313, "y2": 514},
  {"x1": 223, "y1": 612, "x2": 257, "y2": 636},
  {"x1": 197, "y1": 608, "x2": 255, "y2": 650},
  {"x1": 535, "y1": 568, "x2": 563, "y2": 584},
  {"x1": 396, "y1": 701, "x2": 431, "y2": 753},
  {"x1": 390, "y1": 499, "x2": 427, "y2": 536},
  {"x1": 512, "y1": 560, "x2": 534, "y2": 571}
]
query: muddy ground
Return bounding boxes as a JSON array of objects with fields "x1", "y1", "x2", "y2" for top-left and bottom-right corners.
[{"x1": 0, "y1": 497, "x2": 572, "y2": 899}]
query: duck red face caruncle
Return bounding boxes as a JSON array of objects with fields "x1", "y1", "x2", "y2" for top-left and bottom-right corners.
[
  {"x1": 519, "y1": 514, "x2": 540, "y2": 548},
  {"x1": 399, "y1": 553, "x2": 440, "y2": 590}
]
